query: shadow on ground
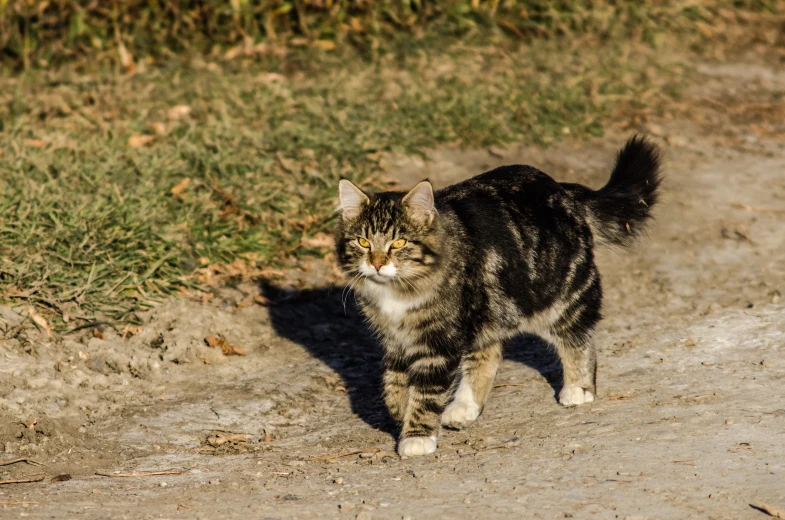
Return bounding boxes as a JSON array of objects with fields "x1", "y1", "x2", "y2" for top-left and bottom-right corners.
[{"x1": 261, "y1": 282, "x2": 565, "y2": 437}]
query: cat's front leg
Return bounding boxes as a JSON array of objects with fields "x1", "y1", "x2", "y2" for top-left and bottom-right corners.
[
  {"x1": 397, "y1": 352, "x2": 459, "y2": 457},
  {"x1": 382, "y1": 358, "x2": 408, "y2": 424}
]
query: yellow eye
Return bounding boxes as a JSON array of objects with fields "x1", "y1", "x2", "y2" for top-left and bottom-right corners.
[
  {"x1": 357, "y1": 237, "x2": 370, "y2": 248},
  {"x1": 390, "y1": 239, "x2": 407, "y2": 249}
]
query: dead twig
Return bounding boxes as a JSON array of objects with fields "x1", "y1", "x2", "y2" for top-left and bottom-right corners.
[
  {"x1": 0, "y1": 457, "x2": 43, "y2": 467},
  {"x1": 0, "y1": 501, "x2": 40, "y2": 505},
  {"x1": 95, "y1": 470, "x2": 182, "y2": 478},
  {"x1": 0, "y1": 473, "x2": 46, "y2": 485},
  {"x1": 751, "y1": 502, "x2": 785, "y2": 518},
  {"x1": 306, "y1": 449, "x2": 380, "y2": 462},
  {"x1": 733, "y1": 203, "x2": 785, "y2": 215}
]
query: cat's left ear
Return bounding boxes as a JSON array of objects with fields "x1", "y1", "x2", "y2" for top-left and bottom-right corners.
[{"x1": 402, "y1": 181, "x2": 436, "y2": 226}]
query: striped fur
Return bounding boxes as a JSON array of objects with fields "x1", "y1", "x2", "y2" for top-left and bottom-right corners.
[{"x1": 335, "y1": 136, "x2": 662, "y2": 457}]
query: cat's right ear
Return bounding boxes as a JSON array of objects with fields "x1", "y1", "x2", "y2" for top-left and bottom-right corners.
[{"x1": 338, "y1": 179, "x2": 370, "y2": 220}]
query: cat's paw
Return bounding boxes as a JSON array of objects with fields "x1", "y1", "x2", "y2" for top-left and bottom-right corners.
[
  {"x1": 398, "y1": 436, "x2": 438, "y2": 457},
  {"x1": 441, "y1": 397, "x2": 481, "y2": 429},
  {"x1": 559, "y1": 384, "x2": 595, "y2": 407}
]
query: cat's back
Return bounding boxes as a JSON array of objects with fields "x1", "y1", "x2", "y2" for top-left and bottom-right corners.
[{"x1": 435, "y1": 164, "x2": 581, "y2": 232}]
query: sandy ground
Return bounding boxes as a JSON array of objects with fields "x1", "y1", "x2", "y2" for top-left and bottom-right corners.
[{"x1": 1, "y1": 57, "x2": 784, "y2": 519}]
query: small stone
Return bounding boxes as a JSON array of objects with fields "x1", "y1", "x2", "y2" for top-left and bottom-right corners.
[
  {"x1": 339, "y1": 503, "x2": 356, "y2": 511},
  {"x1": 359, "y1": 452, "x2": 375, "y2": 459},
  {"x1": 725, "y1": 419, "x2": 734, "y2": 425},
  {"x1": 159, "y1": 482, "x2": 167, "y2": 487},
  {"x1": 334, "y1": 477, "x2": 344, "y2": 485},
  {"x1": 287, "y1": 460, "x2": 305, "y2": 467}
]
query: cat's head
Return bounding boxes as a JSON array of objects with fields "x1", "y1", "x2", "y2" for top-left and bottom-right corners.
[{"x1": 335, "y1": 179, "x2": 441, "y2": 286}]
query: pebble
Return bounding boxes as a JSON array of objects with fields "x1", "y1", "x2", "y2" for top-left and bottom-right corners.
[
  {"x1": 725, "y1": 419, "x2": 734, "y2": 425},
  {"x1": 339, "y1": 502, "x2": 356, "y2": 511},
  {"x1": 334, "y1": 477, "x2": 344, "y2": 485},
  {"x1": 159, "y1": 482, "x2": 167, "y2": 487}
]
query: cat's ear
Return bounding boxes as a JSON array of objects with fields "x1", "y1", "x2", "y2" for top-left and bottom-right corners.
[
  {"x1": 338, "y1": 179, "x2": 370, "y2": 220},
  {"x1": 402, "y1": 180, "x2": 436, "y2": 226}
]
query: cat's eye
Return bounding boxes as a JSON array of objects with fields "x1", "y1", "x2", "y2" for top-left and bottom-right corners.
[
  {"x1": 357, "y1": 237, "x2": 370, "y2": 248},
  {"x1": 390, "y1": 239, "x2": 407, "y2": 249}
]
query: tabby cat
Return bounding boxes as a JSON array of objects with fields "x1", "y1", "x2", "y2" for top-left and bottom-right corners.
[{"x1": 334, "y1": 136, "x2": 662, "y2": 457}]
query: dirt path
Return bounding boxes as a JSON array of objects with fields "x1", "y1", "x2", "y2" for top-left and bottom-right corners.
[{"x1": 1, "y1": 59, "x2": 784, "y2": 519}]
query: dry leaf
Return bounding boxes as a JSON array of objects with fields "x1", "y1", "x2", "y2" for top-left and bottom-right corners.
[
  {"x1": 313, "y1": 40, "x2": 336, "y2": 51},
  {"x1": 118, "y1": 41, "x2": 136, "y2": 73},
  {"x1": 25, "y1": 139, "x2": 47, "y2": 148},
  {"x1": 92, "y1": 328, "x2": 105, "y2": 340},
  {"x1": 151, "y1": 122, "x2": 167, "y2": 136},
  {"x1": 168, "y1": 105, "x2": 192, "y2": 121},
  {"x1": 170, "y1": 177, "x2": 191, "y2": 197},
  {"x1": 121, "y1": 326, "x2": 142, "y2": 338},
  {"x1": 27, "y1": 307, "x2": 51, "y2": 335},
  {"x1": 206, "y1": 431, "x2": 249, "y2": 447},
  {"x1": 204, "y1": 335, "x2": 246, "y2": 356},
  {"x1": 301, "y1": 232, "x2": 333, "y2": 250},
  {"x1": 128, "y1": 134, "x2": 154, "y2": 148}
]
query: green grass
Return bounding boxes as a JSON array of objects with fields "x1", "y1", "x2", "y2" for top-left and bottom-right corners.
[{"x1": 0, "y1": 39, "x2": 679, "y2": 329}]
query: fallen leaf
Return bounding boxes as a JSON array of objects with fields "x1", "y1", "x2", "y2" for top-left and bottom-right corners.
[
  {"x1": 51, "y1": 474, "x2": 71, "y2": 482},
  {"x1": 128, "y1": 134, "x2": 154, "y2": 148},
  {"x1": 92, "y1": 328, "x2": 105, "y2": 340},
  {"x1": 27, "y1": 307, "x2": 51, "y2": 336},
  {"x1": 168, "y1": 105, "x2": 191, "y2": 121},
  {"x1": 204, "y1": 335, "x2": 246, "y2": 356},
  {"x1": 301, "y1": 233, "x2": 333, "y2": 250},
  {"x1": 25, "y1": 139, "x2": 47, "y2": 148},
  {"x1": 206, "y1": 431, "x2": 249, "y2": 447},
  {"x1": 313, "y1": 40, "x2": 336, "y2": 51},
  {"x1": 121, "y1": 326, "x2": 143, "y2": 338},
  {"x1": 151, "y1": 122, "x2": 167, "y2": 136},
  {"x1": 118, "y1": 41, "x2": 136, "y2": 73},
  {"x1": 170, "y1": 177, "x2": 192, "y2": 197}
]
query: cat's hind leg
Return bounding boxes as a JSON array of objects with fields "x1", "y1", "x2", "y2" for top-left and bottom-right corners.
[
  {"x1": 441, "y1": 343, "x2": 502, "y2": 429},
  {"x1": 550, "y1": 276, "x2": 601, "y2": 407}
]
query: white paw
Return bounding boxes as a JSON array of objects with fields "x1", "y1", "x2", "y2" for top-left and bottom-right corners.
[
  {"x1": 442, "y1": 398, "x2": 481, "y2": 429},
  {"x1": 559, "y1": 384, "x2": 595, "y2": 407},
  {"x1": 398, "y1": 436, "x2": 438, "y2": 457}
]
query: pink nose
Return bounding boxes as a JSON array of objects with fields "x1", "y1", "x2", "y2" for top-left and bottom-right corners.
[{"x1": 372, "y1": 262, "x2": 384, "y2": 272}]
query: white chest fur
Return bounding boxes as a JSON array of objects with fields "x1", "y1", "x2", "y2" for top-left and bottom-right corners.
[{"x1": 360, "y1": 283, "x2": 426, "y2": 324}]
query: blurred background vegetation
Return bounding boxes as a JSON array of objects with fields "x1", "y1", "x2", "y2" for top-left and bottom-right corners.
[{"x1": 1, "y1": 0, "x2": 781, "y2": 69}]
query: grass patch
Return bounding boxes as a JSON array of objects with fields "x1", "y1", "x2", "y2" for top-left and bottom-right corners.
[
  {"x1": 1, "y1": 2, "x2": 782, "y2": 331},
  {"x1": 0, "y1": 39, "x2": 680, "y2": 328}
]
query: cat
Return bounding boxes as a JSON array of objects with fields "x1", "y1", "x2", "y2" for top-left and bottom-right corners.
[{"x1": 334, "y1": 136, "x2": 662, "y2": 457}]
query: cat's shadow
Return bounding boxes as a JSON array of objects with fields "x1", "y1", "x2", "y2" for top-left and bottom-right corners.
[{"x1": 260, "y1": 282, "x2": 563, "y2": 438}]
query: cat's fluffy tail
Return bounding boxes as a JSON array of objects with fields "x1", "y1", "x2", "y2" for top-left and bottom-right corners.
[{"x1": 561, "y1": 135, "x2": 663, "y2": 248}]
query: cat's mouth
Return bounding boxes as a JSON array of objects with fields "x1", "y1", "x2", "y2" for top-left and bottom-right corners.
[{"x1": 365, "y1": 271, "x2": 395, "y2": 284}]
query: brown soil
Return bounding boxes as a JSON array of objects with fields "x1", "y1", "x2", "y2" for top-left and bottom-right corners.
[{"x1": 2, "y1": 55, "x2": 784, "y2": 519}]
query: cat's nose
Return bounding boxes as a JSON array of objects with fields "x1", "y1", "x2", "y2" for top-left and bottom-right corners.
[{"x1": 371, "y1": 262, "x2": 384, "y2": 272}]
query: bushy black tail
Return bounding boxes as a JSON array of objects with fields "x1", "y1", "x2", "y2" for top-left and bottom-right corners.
[{"x1": 561, "y1": 135, "x2": 663, "y2": 247}]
